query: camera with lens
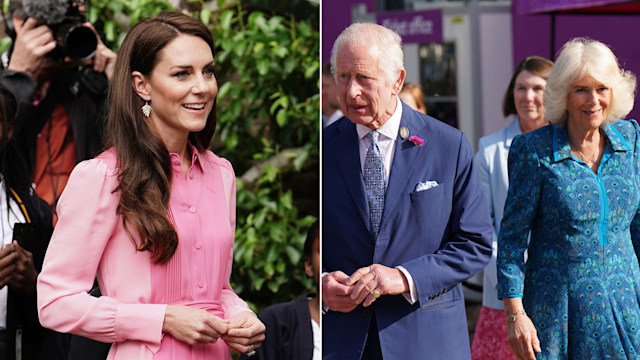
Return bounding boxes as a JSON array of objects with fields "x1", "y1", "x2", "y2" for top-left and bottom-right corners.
[{"x1": 20, "y1": 0, "x2": 98, "y2": 61}]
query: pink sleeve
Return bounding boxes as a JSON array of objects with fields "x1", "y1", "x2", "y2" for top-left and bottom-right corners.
[
  {"x1": 37, "y1": 158, "x2": 166, "y2": 348},
  {"x1": 217, "y1": 159, "x2": 252, "y2": 319}
]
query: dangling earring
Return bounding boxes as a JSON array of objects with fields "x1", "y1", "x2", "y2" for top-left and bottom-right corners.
[{"x1": 142, "y1": 101, "x2": 151, "y2": 117}]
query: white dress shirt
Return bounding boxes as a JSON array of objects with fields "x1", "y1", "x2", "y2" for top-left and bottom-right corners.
[
  {"x1": 355, "y1": 99, "x2": 418, "y2": 304},
  {"x1": 324, "y1": 109, "x2": 344, "y2": 128},
  {"x1": 311, "y1": 317, "x2": 320, "y2": 360}
]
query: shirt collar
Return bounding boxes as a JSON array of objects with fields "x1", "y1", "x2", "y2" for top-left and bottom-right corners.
[
  {"x1": 552, "y1": 123, "x2": 630, "y2": 163},
  {"x1": 326, "y1": 109, "x2": 344, "y2": 127},
  {"x1": 169, "y1": 142, "x2": 203, "y2": 170},
  {"x1": 355, "y1": 96, "x2": 403, "y2": 141}
]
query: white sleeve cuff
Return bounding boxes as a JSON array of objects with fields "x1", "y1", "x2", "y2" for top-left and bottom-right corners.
[
  {"x1": 321, "y1": 272, "x2": 329, "y2": 313},
  {"x1": 396, "y1": 266, "x2": 418, "y2": 304}
]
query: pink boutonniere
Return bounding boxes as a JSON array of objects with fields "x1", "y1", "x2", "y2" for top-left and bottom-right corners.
[{"x1": 408, "y1": 135, "x2": 424, "y2": 147}]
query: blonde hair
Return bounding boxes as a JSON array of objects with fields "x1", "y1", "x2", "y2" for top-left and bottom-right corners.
[{"x1": 544, "y1": 38, "x2": 636, "y2": 126}]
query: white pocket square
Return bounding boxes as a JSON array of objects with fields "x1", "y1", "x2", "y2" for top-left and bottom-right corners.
[{"x1": 415, "y1": 180, "x2": 439, "y2": 192}]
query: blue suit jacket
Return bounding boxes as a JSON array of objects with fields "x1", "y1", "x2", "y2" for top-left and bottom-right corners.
[{"x1": 322, "y1": 103, "x2": 492, "y2": 360}]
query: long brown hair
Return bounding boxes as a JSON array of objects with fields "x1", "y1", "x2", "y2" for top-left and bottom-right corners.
[{"x1": 105, "y1": 11, "x2": 216, "y2": 264}]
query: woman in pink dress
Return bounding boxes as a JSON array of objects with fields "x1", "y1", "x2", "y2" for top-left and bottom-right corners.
[{"x1": 36, "y1": 11, "x2": 265, "y2": 360}]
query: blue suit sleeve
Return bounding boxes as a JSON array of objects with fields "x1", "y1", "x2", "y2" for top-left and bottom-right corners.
[
  {"x1": 402, "y1": 131, "x2": 492, "y2": 305},
  {"x1": 497, "y1": 134, "x2": 541, "y2": 299}
]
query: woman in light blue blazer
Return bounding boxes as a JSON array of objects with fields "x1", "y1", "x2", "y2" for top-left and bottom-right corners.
[{"x1": 472, "y1": 56, "x2": 553, "y2": 360}]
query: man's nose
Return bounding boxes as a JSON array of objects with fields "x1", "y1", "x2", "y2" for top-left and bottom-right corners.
[{"x1": 345, "y1": 78, "x2": 361, "y2": 98}]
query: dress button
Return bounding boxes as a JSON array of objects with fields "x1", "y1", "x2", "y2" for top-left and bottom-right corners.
[
  {"x1": 189, "y1": 173, "x2": 195, "y2": 180},
  {"x1": 198, "y1": 281, "x2": 204, "y2": 288},
  {"x1": 195, "y1": 243, "x2": 202, "y2": 250},
  {"x1": 189, "y1": 206, "x2": 196, "y2": 213}
]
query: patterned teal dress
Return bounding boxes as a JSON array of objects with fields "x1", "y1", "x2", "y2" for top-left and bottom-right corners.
[{"x1": 497, "y1": 120, "x2": 640, "y2": 359}]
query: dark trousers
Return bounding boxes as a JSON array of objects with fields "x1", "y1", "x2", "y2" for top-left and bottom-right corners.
[{"x1": 0, "y1": 329, "x2": 6, "y2": 360}]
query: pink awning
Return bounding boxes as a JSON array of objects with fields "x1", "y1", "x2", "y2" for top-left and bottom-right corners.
[{"x1": 518, "y1": 0, "x2": 640, "y2": 14}]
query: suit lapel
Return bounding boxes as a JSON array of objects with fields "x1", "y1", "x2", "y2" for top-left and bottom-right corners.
[
  {"x1": 378, "y1": 106, "x2": 427, "y2": 240},
  {"x1": 332, "y1": 121, "x2": 370, "y2": 231}
]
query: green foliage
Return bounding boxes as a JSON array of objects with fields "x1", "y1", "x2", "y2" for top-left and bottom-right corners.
[
  {"x1": 234, "y1": 179, "x2": 317, "y2": 311},
  {"x1": 0, "y1": 37, "x2": 12, "y2": 54},
  {"x1": 210, "y1": 1, "x2": 319, "y2": 311},
  {"x1": 89, "y1": 0, "x2": 175, "y2": 50},
  {"x1": 212, "y1": 3, "x2": 319, "y2": 174}
]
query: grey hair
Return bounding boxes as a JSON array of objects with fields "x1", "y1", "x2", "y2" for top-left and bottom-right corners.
[
  {"x1": 544, "y1": 37, "x2": 636, "y2": 126},
  {"x1": 330, "y1": 22, "x2": 404, "y2": 86}
]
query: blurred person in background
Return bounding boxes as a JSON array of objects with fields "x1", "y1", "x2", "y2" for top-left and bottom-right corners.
[
  {"x1": 322, "y1": 62, "x2": 343, "y2": 128},
  {"x1": 471, "y1": 56, "x2": 553, "y2": 360},
  {"x1": 399, "y1": 82, "x2": 427, "y2": 115},
  {"x1": 0, "y1": 0, "x2": 118, "y2": 356},
  {"x1": 0, "y1": 0, "x2": 116, "y2": 211},
  {"x1": 498, "y1": 38, "x2": 640, "y2": 360},
  {"x1": 0, "y1": 84, "x2": 64, "y2": 360}
]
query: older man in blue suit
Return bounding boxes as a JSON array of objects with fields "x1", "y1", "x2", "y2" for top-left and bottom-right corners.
[{"x1": 322, "y1": 23, "x2": 492, "y2": 360}]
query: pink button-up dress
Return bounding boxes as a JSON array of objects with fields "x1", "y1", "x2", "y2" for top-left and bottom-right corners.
[{"x1": 37, "y1": 146, "x2": 251, "y2": 360}]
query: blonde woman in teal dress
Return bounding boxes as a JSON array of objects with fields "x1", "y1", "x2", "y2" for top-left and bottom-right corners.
[{"x1": 497, "y1": 38, "x2": 640, "y2": 360}]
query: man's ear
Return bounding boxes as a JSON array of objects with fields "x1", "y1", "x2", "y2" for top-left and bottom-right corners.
[
  {"x1": 391, "y1": 69, "x2": 407, "y2": 95},
  {"x1": 131, "y1": 71, "x2": 151, "y2": 101}
]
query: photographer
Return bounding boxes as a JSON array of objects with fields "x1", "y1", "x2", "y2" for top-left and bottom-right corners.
[
  {"x1": 0, "y1": 0, "x2": 116, "y2": 211},
  {"x1": 0, "y1": 1, "x2": 115, "y2": 359},
  {"x1": 0, "y1": 83, "x2": 62, "y2": 360}
]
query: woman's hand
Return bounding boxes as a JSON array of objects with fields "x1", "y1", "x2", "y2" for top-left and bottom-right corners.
[
  {"x1": 162, "y1": 305, "x2": 230, "y2": 345},
  {"x1": 503, "y1": 298, "x2": 541, "y2": 360},
  {"x1": 222, "y1": 311, "x2": 266, "y2": 354},
  {"x1": 507, "y1": 314, "x2": 541, "y2": 360}
]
